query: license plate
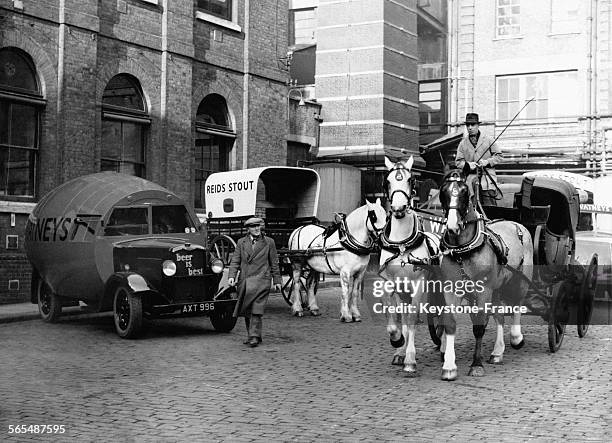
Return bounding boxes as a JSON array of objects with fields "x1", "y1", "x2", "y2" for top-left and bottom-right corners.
[{"x1": 180, "y1": 302, "x2": 215, "y2": 314}]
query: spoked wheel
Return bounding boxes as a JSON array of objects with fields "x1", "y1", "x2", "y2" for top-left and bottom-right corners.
[
  {"x1": 210, "y1": 309, "x2": 237, "y2": 332},
  {"x1": 548, "y1": 281, "x2": 570, "y2": 353},
  {"x1": 37, "y1": 278, "x2": 62, "y2": 323},
  {"x1": 209, "y1": 235, "x2": 236, "y2": 266},
  {"x1": 577, "y1": 254, "x2": 598, "y2": 338},
  {"x1": 427, "y1": 312, "x2": 444, "y2": 347},
  {"x1": 113, "y1": 285, "x2": 143, "y2": 339},
  {"x1": 281, "y1": 274, "x2": 310, "y2": 307}
]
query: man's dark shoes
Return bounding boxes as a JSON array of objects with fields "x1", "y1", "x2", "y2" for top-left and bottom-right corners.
[{"x1": 248, "y1": 337, "x2": 261, "y2": 347}]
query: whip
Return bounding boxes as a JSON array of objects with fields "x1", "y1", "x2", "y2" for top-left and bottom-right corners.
[{"x1": 474, "y1": 96, "x2": 535, "y2": 163}]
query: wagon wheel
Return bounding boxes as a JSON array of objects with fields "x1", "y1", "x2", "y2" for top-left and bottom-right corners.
[
  {"x1": 209, "y1": 235, "x2": 236, "y2": 266},
  {"x1": 577, "y1": 254, "x2": 598, "y2": 338},
  {"x1": 548, "y1": 280, "x2": 571, "y2": 353},
  {"x1": 280, "y1": 255, "x2": 296, "y2": 306},
  {"x1": 279, "y1": 257, "x2": 313, "y2": 308},
  {"x1": 427, "y1": 312, "x2": 444, "y2": 347},
  {"x1": 532, "y1": 224, "x2": 545, "y2": 281}
]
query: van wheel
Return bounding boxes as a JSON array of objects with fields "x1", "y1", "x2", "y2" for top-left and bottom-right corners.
[
  {"x1": 38, "y1": 279, "x2": 62, "y2": 323},
  {"x1": 210, "y1": 309, "x2": 237, "y2": 332},
  {"x1": 113, "y1": 285, "x2": 143, "y2": 339}
]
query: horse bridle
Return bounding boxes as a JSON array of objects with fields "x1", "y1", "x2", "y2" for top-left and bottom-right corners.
[
  {"x1": 442, "y1": 173, "x2": 470, "y2": 230},
  {"x1": 366, "y1": 208, "x2": 385, "y2": 239},
  {"x1": 385, "y1": 165, "x2": 415, "y2": 210}
]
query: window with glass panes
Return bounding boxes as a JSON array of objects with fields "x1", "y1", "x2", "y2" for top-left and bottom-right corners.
[
  {"x1": 195, "y1": 94, "x2": 234, "y2": 210},
  {"x1": 101, "y1": 74, "x2": 148, "y2": 177},
  {"x1": 496, "y1": 0, "x2": 520, "y2": 37},
  {"x1": 419, "y1": 81, "x2": 443, "y2": 134},
  {"x1": 197, "y1": 0, "x2": 231, "y2": 21},
  {"x1": 289, "y1": 8, "x2": 317, "y2": 46},
  {"x1": 0, "y1": 48, "x2": 42, "y2": 197},
  {"x1": 496, "y1": 71, "x2": 578, "y2": 122},
  {"x1": 551, "y1": 0, "x2": 579, "y2": 34}
]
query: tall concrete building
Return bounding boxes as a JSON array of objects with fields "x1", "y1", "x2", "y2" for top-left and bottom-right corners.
[
  {"x1": 0, "y1": 0, "x2": 288, "y2": 303},
  {"x1": 446, "y1": 0, "x2": 612, "y2": 178}
]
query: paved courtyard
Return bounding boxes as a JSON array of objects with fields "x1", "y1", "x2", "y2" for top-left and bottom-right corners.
[{"x1": 1, "y1": 285, "x2": 611, "y2": 442}]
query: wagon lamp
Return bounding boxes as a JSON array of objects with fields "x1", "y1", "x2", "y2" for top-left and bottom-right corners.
[
  {"x1": 210, "y1": 258, "x2": 224, "y2": 274},
  {"x1": 162, "y1": 260, "x2": 177, "y2": 276}
]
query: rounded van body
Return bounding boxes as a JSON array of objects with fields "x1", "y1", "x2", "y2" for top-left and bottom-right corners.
[{"x1": 25, "y1": 172, "x2": 235, "y2": 338}]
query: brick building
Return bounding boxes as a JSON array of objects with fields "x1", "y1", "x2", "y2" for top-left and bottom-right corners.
[
  {"x1": 287, "y1": 0, "x2": 446, "y2": 201},
  {"x1": 0, "y1": 0, "x2": 288, "y2": 303}
]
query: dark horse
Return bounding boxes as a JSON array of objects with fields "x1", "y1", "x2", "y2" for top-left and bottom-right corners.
[{"x1": 437, "y1": 171, "x2": 533, "y2": 381}]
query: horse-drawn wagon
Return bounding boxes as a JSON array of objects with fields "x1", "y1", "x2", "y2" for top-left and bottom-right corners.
[
  {"x1": 204, "y1": 166, "x2": 387, "y2": 320},
  {"x1": 478, "y1": 174, "x2": 598, "y2": 352},
  {"x1": 204, "y1": 166, "x2": 322, "y2": 306}
]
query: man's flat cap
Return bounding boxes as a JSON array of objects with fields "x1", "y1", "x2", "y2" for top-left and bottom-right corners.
[{"x1": 244, "y1": 217, "x2": 264, "y2": 227}]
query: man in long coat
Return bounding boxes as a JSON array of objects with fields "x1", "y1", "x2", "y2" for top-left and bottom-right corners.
[
  {"x1": 455, "y1": 113, "x2": 503, "y2": 206},
  {"x1": 228, "y1": 217, "x2": 282, "y2": 347}
]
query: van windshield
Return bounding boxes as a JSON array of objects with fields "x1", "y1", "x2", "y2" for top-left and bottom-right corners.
[
  {"x1": 152, "y1": 205, "x2": 196, "y2": 234},
  {"x1": 104, "y1": 207, "x2": 148, "y2": 236}
]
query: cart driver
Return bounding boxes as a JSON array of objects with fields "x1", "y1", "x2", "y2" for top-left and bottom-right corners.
[
  {"x1": 455, "y1": 113, "x2": 503, "y2": 207},
  {"x1": 227, "y1": 217, "x2": 282, "y2": 347}
]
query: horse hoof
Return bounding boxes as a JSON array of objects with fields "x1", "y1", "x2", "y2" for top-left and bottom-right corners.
[
  {"x1": 441, "y1": 369, "x2": 457, "y2": 381},
  {"x1": 403, "y1": 364, "x2": 418, "y2": 376},
  {"x1": 440, "y1": 352, "x2": 445, "y2": 362},
  {"x1": 487, "y1": 355, "x2": 504, "y2": 365},
  {"x1": 294, "y1": 311, "x2": 304, "y2": 317},
  {"x1": 511, "y1": 338, "x2": 525, "y2": 350},
  {"x1": 391, "y1": 355, "x2": 404, "y2": 366},
  {"x1": 352, "y1": 316, "x2": 361, "y2": 322},
  {"x1": 468, "y1": 366, "x2": 485, "y2": 377},
  {"x1": 310, "y1": 310, "x2": 320, "y2": 317},
  {"x1": 390, "y1": 335, "x2": 405, "y2": 348},
  {"x1": 340, "y1": 316, "x2": 352, "y2": 323}
]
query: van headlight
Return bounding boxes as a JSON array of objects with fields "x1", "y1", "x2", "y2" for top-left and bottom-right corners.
[
  {"x1": 211, "y1": 258, "x2": 224, "y2": 274},
  {"x1": 162, "y1": 260, "x2": 177, "y2": 276}
]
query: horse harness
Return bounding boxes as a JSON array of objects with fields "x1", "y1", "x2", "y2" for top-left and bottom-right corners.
[
  {"x1": 440, "y1": 216, "x2": 516, "y2": 280},
  {"x1": 294, "y1": 210, "x2": 381, "y2": 275},
  {"x1": 378, "y1": 212, "x2": 439, "y2": 275}
]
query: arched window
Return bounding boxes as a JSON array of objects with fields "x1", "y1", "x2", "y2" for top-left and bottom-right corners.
[
  {"x1": 0, "y1": 48, "x2": 43, "y2": 197},
  {"x1": 101, "y1": 74, "x2": 149, "y2": 177},
  {"x1": 194, "y1": 94, "x2": 235, "y2": 209}
]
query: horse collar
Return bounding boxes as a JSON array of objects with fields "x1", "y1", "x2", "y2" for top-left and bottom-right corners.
[
  {"x1": 441, "y1": 218, "x2": 486, "y2": 257},
  {"x1": 380, "y1": 212, "x2": 424, "y2": 253},
  {"x1": 338, "y1": 213, "x2": 374, "y2": 256}
]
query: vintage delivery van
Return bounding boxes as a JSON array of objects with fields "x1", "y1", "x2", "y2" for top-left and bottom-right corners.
[{"x1": 24, "y1": 172, "x2": 235, "y2": 338}]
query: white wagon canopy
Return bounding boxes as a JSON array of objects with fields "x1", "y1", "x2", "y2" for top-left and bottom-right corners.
[
  {"x1": 204, "y1": 167, "x2": 321, "y2": 250},
  {"x1": 204, "y1": 167, "x2": 320, "y2": 220}
]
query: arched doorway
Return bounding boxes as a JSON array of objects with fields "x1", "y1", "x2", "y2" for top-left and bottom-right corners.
[{"x1": 194, "y1": 93, "x2": 235, "y2": 209}]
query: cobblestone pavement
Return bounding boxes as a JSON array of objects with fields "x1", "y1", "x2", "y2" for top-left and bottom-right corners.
[{"x1": 1, "y1": 283, "x2": 611, "y2": 442}]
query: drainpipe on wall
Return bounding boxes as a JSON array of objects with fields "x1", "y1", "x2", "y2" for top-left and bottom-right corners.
[
  {"x1": 592, "y1": 0, "x2": 599, "y2": 174},
  {"x1": 242, "y1": 0, "x2": 250, "y2": 169},
  {"x1": 587, "y1": 0, "x2": 595, "y2": 175},
  {"x1": 57, "y1": 0, "x2": 66, "y2": 183}
]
